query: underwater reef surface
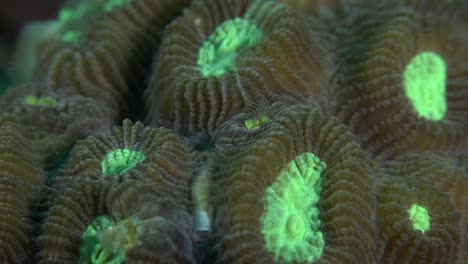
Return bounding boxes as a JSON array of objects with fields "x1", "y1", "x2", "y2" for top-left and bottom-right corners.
[{"x1": 0, "y1": 0, "x2": 467, "y2": 263}]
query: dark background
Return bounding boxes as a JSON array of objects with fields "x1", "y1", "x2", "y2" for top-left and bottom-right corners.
[
  {"x1": 0, "y1": 0, "x2": 62, "y2": 93},
  {"x1": 0, "y1": 1, "x2": 62, "y2": 51}
]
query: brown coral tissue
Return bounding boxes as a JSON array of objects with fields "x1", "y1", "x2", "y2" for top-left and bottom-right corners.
[{"x1": 0, "y1": 114, "x2": 44, "y2": 263}]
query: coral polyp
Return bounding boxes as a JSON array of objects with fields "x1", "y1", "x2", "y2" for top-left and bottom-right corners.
[
  {"x1": 334, "y1": 1, "x2": 468, "y2": 159},
  {"x1": 212, "y1": 104, "x2": 376, "y2": 263},
  {"x1": 79, "y1": 215, "x2": 128, "y2": 264},
  {"x1": 147, "y1": 0, "x2": 332, "y2": 135},
  {"x1": 56, "y1": 119, "x2": 198, "y2": 199},
  {"x1": 375, "y1": 176, "x2": 462, "y2": 263}
]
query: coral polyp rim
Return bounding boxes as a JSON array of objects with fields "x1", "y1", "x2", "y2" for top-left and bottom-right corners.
[{"x1": 101, "y1": 149, "x2": 145, "y2": 176}]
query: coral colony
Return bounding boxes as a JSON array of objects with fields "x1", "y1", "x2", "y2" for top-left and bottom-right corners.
[{"x1": 0, "y1": 0, "x2": 467, "y2": 263}]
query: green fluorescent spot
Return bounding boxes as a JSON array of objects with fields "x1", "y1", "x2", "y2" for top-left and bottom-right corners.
[
  {"x1": 261, "y1": 152, "x2": 327, "y2": 263},
  {"x1": 58, "y1": 5, "x2": 88, "y2": 23},
  {"x1": 62, "y1": 31, "x2": 80, "y2": 44},
  {"x1": 79, "y1": 216, "x2": 126, "y2": 264},
  {"x1": 57, "y1": 4, "x2": 88, "y2": 44},
  {"x1": 245, "y1": 115, "x2": 270, "y2": 130},
  {"x1": 58, "y1": 8, "x2": 74, "y2": 22},
  {"x1": 104, "y1": 0, "x2": 128, "y2": 12},
  {"x1": 197, "y1": 18, "x2": 263, "y2": 78},
  {"x1": 403, "y1": 52, "x2": 447, "y2": 121},
  {"x1": 408, "y1": 204, "x2": 430, "y2": 233},
  {"x1": 23, "y1": 96, "x2": 57, "y2": 107},
  {"x1": 101, "y1": 149, "x2": 145, "y2": 175}
]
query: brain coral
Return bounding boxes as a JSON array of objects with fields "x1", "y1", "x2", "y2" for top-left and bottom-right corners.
[{"x1": 0, "y1": 0, "x2": 466, "y2": 263}]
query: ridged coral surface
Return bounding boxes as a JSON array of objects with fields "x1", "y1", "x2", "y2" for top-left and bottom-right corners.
[
  {"x1": 334, "y1": 0, "x2": 468, "y2": 160},
  {"x1": 147, "y1": 0, "x2": 332, "y2": 135},
  {"x1": 211, "y1": 104, "x2": 377, "y2": 263},
  {"x1": 0, "y1": 0, "x2": 466, "y2": 263},
  {"x1": 375, "y1": 175, "x2": 462, "y2": 263}
]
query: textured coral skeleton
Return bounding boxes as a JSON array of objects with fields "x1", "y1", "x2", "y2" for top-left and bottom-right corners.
[{"x1": 0, "y1": 0, "x2": 467, "y2": 263}]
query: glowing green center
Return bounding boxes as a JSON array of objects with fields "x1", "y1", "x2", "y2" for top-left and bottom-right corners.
[
  {"x1": 58, "y1": 0, "x2": 129, "y2": 44},
  {"x1": 62, "y1": 31, "x2": 80, "y2": 44},
  {"x1": 197, "y1": 18, "x2": 263, "y2": 78},
  {"x1": 58, "y1": 6, "x2": 87, "y2": 23},
  {"x1": 245, "y1": 116, "x2": 270, "y2": 130},
  {"x1": 408, "y1": 204, "x2": 430, "y2": 233},
  {"x1": 261, "y1": 152, "x2": 326, "y2": 263},
  {"x1": 79, "y1": 216, "x2": 126, "y2": 264},
  {"x1": 403, "y1": 52, "x2": 447, "y2": 121},
  {"x1": 286, "y1": 215, "x2": 307, "y2": 239},
  {"x1": 57, "y1": 4, "x2": 87, "y2": 44},
  {"x1": 23, "y1": 96, "x2": 57, "y2": 107},
  {"x1": 104, "y1": 0, "x2": 128, "y2": 12},
  {"x1": 101, "y1": 149, "x2": 145, "y2": 175}
]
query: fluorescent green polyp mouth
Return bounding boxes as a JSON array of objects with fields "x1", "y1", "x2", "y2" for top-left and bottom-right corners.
[
  {"x1": 408, "y1": 203, "x2": 430, "y2": 233},
  {"x1": 261, "y1": 152, "x2": 326, "y2": 263},
  {"x1": 80, "y1": 215, "x2": 141, "y2": 264},
  {"x1": 245, "y1": 115, "x2": 270, "y2": 130},
  {"x1": 57, "y1": 0, "x2": 130, "y2": 44},
  {"x1": 101, "y1": 148, "x2": 145, "y2": 175},
  {"x1": 62, "y1": 31, "x2": 80, "y2": 44},
  {"x1": 197, "y1": 18, "x2": 263, "y2": 78},
  {"x1": 403, "y1": 51, "x2": 447, "y2": 121},
  {"x1": 104, "y1": 0, "x2": 128, "y2": 12},
  {"x1": 23, "y1": 96, "x2": 57, "y2": 107},
  {"x1": 79, "y1": 216, "x2": 126, "y2": 264}
]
